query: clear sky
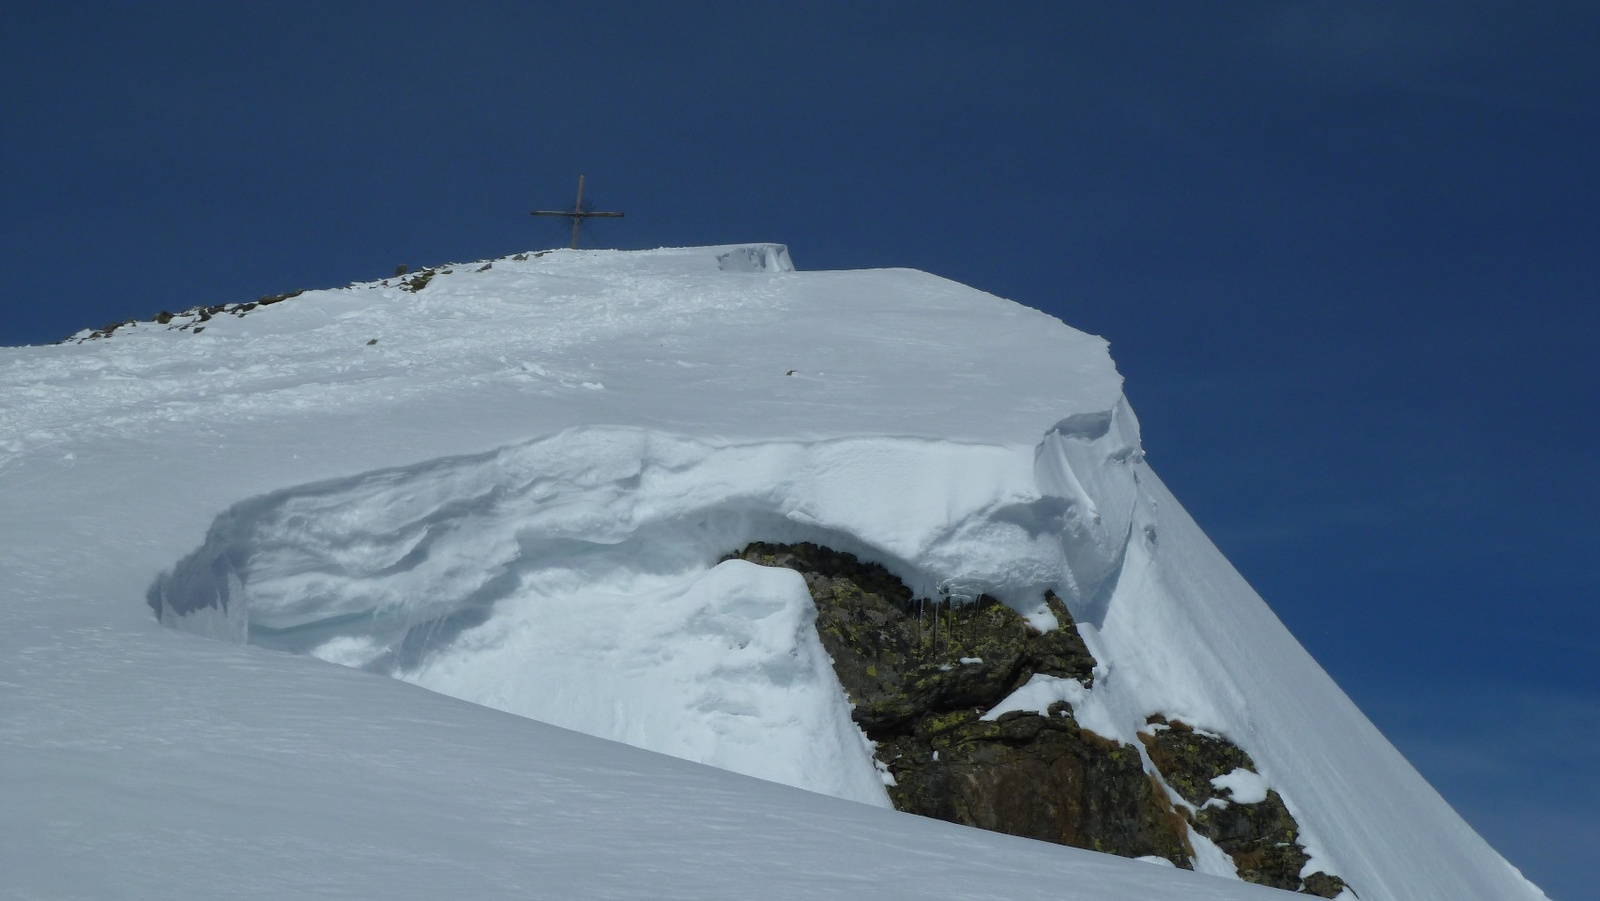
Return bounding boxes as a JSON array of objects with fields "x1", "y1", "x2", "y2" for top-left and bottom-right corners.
[{"x1": 3, "y1": 3, "x2": 1595, "y2": 897}]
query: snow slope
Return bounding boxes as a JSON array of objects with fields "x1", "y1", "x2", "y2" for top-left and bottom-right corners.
[{"x1": 0, "y1": 245, "x2": 1545, "y2": 899}]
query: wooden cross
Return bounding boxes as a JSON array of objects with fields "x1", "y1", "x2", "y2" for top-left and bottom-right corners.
[{"x1": 531, "y1": 175, "x2": 624, "y2": 249}]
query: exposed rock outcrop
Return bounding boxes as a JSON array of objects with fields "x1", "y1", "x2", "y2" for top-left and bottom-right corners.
[
  {"x1": 1140, "y1": 716, "x2": 1350, "y2": 897},
  {"x1": 731, "y1": 542, "x2": 1353, "y2": 897},
  {"x1": 880, "y1": 707, "x2": 1191, "y2": 864},
  {"x1": 728, "y1": 542, "x2": 1189, "y2": 866},
  {"x1": 731, "y1": 542, "x2": 1094, "y2": 731},
  {"x1": 58, "y1": 289, "x2": 304, "y2": 343}
]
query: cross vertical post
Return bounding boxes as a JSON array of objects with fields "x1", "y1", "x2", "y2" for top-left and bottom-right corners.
[
  {"x1": 532, "y1": 175, "x2": 625, "y2": 250},
  {"x1": 571, "y1": 175, "x2": 585, "y2": 250}
]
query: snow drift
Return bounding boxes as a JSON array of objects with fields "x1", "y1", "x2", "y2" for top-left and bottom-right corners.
[{"x1": 4, "y1": 244, "x2": 1547, "y2": 900}]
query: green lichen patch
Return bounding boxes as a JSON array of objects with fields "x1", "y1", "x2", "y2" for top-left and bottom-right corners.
[
  {"x1": 1140, "y1": 716, "x2": 1348, "y2": 896},
  {"x1": 1140, "y1": 716, "x2": 1255, "y2": 807}
]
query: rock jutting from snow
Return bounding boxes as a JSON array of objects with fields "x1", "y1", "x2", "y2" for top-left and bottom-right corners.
[
  {"x1": 728, "y1": 541, "x2": 1191, "y2": 867},
  {"x1": 57, "y1": 288, "x2": 305, "y2": 343},
  {"x1": 730, "y1": 542, "x2": 1355, "y2": 897},
  {"x1": 1139, "y1": 716, "x2": 1350, "y2": 897}
]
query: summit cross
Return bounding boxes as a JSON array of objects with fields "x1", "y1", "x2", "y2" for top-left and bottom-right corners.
[{"x1": 531, "y1": 175, "x2": 624, "y2": 249}]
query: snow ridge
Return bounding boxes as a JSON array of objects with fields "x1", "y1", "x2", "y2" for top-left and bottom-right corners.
[{"x1": 4, "y1": 245, "x2": 1547, "y2": 901}]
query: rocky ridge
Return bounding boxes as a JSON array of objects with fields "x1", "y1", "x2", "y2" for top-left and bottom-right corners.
[
  {"x1": 730, "y1": 541, "x2": 1351, "y2": 897},
  {"x1": 55, "y1": 251, "x2": 555, "y2": 344}
]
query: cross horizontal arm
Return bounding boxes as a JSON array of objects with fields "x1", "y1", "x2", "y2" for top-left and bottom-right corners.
[{"x1": 530, "y1": 210, "x2": 625, "y2": 218}]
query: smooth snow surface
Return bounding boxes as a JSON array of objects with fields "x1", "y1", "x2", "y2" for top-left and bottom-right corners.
[{"x1": 1, "y1": 245, "x2": 1546, "y2": 900}]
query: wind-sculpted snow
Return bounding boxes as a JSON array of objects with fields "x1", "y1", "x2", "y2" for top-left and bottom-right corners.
[
  {"x1": 5, "y1": 245, "x2": 1548, "y2": 900},
  {"x1": 145, "y1": 379, "x2": 1551, "y2": 900},
  {"x1": 1034, "y1": 397, "x2": 1145, "y2": 625},
  {"x1": 716, "y1": 243, "x2": 794, "y2": 272},
  {"x1": 152, "y1": 426, "x2": 1126, "y2": 804}
]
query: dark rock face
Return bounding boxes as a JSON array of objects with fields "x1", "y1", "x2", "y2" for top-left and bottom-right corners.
[
  {"x1": 1140, "y1": 717, "x2": 1350, "y2": 897},
  {"x1": 1302, "y1": 871, "x2": 1352, "y2": 898},
  {"x1": 728, "y1": 542, "x2": 1189, "y2": 866},
  {"x1": 731, "y1": 543, "x2": 1095, "y2": 730},
  {"x1": 731, "y1": 542, "x2": 1355, "y2": 895},
  {"x1": 881, "y1": 708, "x2": 1192, "y2": 864},
  {"x1": 1141, "y1": 716, "x2": 1255, "y2": 805}
]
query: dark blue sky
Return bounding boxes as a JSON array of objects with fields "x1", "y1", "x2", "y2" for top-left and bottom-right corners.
[{"x1": 4, "y1": 3, "x2": 1595, "y2": 897}]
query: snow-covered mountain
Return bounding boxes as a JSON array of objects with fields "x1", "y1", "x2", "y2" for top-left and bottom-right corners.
[{"x1": 1, "y1": 245, "x2": 1546, "y2": 900}]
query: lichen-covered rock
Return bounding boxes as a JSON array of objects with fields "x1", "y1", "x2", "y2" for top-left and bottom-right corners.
[
  {"x1": 1030, "y1": 590, "x2": 1099, "y2": 684},
  {"x1": 1193, "y1": 788, "x2": 1308, "y2": 891},
  {"x1": 883, "y1": 708, "x2": 1192, "y2": 865},
  {"x1": 731, "y1": 542, "x2": 1092, "y2": 732},
  {"x1": 1141, "y1": 717, "x2": 1348, "y2": 896},
  {"x1": 729, "y1": 542, "x2": 1188, "y2": 865},
  {"x1": 1141, "y1": 716, "x2": 1257, "y2": 807},
  {"x1": 1302, "y1": 871, "x2": 1352, "y2": 898}
]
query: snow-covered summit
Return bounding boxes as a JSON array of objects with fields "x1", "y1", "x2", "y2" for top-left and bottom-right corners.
[
  {"x1": 1, "y1": 246, "x2": 1547, "y2": 900},
  {"x1": 17, "y1": 243, "x2": 1118, "y2": 456}
]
